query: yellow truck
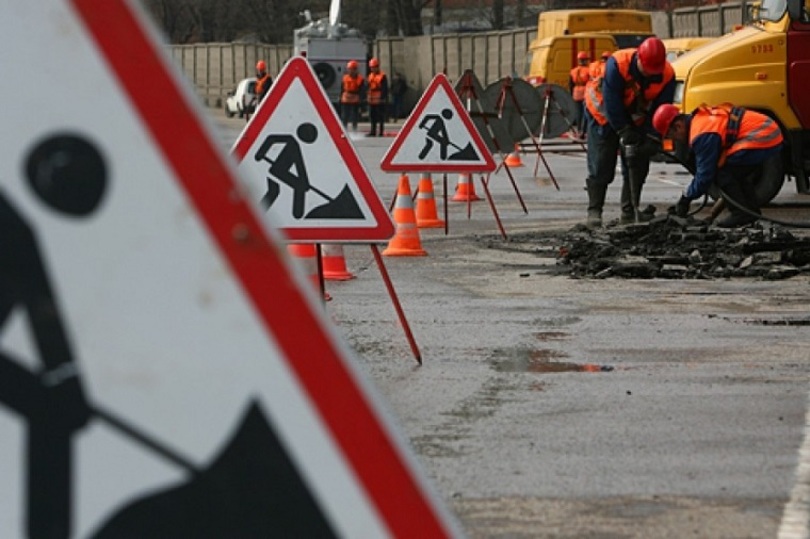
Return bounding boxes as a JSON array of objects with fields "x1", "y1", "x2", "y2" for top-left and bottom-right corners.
[
  {"x1": 525, "y1": 34, "x2": 617, "y2": 87},
  {"x1": 525, "y1": 9, "x2": 654, "y2": 87},
  {"x1": 671, "y1": 0, "x2": 810, "y2": 200}
]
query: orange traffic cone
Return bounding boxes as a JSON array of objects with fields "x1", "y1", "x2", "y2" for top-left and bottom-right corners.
[
  {"x1": 451, "y1": 173, "x2": 481, "y2": 202},
  {"x1": 383, "y1": 175, "x2": 428, "y2": 256},
  {"x1": 321, "y1": 244, "x2": 355, "y2": 281},
  {"x1": 504, "y1": 144, "x2": 523, "y2": 167},
  {"x1": 287, "y1": 243, "x2": 332, "y2": 301},
  {"x1": 415, "y1": 173, "x2": 445, "y2": 229}
]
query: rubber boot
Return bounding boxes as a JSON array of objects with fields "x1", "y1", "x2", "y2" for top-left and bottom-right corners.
[
  {"x1": 619, "y1": 169, "x2": 654, "y2": 224},
  {"x1": 715, "y1": 179, "x2": 759, "y2": 228},
  {"x1": 585, "y1": 181, "x2": 607, "y2": 228}
]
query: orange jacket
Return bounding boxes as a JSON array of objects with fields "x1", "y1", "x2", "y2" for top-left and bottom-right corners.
[
  {"x1": 569, "y1": 65, "x2": 590, "y2": 102},
  {"x1": 255, "y1": 73, "x2": 272, "y2": 100},
  {"x1": 689, "y1": 104, "x2": 783, "y2": 167},
  {"x1": 585, "y1": 49, "x2": 674, "y2": 127},
  {"x1": 367, "y1": 71, "x2": 387, "y2": 105},
  {"x1": 341, "y1": 73, "x2": 364, "y2": 104}
]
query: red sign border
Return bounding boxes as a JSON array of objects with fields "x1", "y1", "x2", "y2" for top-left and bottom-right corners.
[
  {"x1": 231, "y1": 57, "x2": 394, "y2": 243},
  {"x1": 68, "y1": 1, "x2": 454, "y2": 536},
  {"x1": 380, "y1": 73, "x2": 497, "y2": 173}
]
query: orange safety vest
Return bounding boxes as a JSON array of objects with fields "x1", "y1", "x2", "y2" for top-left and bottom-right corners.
[
  {"x1": 367, "y1": 71, "x2": 386, "y2": 105},
  {"x1": 255, "y1": 73, "x2": 272, "y2": 99},
  {"x1": 589, "y1": 60, "x2": 606, "y2": 80},
  {"x1": 584, "y1": 49, "x2": 674, "y2": 127},
  {"x1": 569, "y1": 65, "x2": 590, "y2": 102},
  {"x1": 341, "y1": 73, "x2": 364, "y2": 104},
  {"x1": 689, "y1": 104, "x2": 783, "y2": 167}
]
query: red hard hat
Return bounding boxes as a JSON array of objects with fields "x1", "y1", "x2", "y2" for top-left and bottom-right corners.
[
  {"x1": 637, "y1": 37, "x2": 666, "y2": 75},
  {"x1": 369, "y1": 57, "x2": 379, "y2": 68},
  {"x1": 601, "y1": 50, "x2": 612, "y2": 60},
  {"x1": 347, "y1": 60, "x2": 358, "y2": 70},
  {"x1": 652, "y1": 104, "x2": 681, "y2": 136},
  {"x1": 256, "y1": 60, "x2": 266, "y2": 72},
  {"x1": 577, "y1": 51, "x2": 589, "y2": 61}
]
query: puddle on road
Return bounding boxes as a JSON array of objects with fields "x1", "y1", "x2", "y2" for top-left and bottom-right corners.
[
  {"x1": 491, "y1": 348, "x2": 614, "y2": 373},
  {"x1": 534, "y1": 331, "x2": 569, "y2": 342}
]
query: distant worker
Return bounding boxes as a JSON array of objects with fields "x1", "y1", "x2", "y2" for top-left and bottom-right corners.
[
  {"x1": 389, "y1": 71, "x2": 408, "y2": 123},
  {"x1": 569, "y1": 51, "x2": 591, "y2": 135},
  {"x1": 340, "y1": 60, "x2": 365, "y2": 132},
  {"x1": 589, "y1": 50, "x2": 612, "y2": 80},
  {"x1": 255, "y1": 60, "x2": 272, "y2": 103},
  {"x1": 583, "y1": 37, "x2": 675, "y2": 227},
  {"x1": 652, "y1": 103, "x2": 784, "y2": 228},
  {"x1": 366, "y1": 58, "x2": 389, "y2": 137}
]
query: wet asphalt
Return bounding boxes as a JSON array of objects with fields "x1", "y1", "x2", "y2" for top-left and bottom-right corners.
[{"x1": 214, "y1": 107, "x2": 810, "y2": 538}]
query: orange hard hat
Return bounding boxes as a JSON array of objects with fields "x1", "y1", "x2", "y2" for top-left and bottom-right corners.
[
  {"x1": 601, "y1": 50, "x2": 612, "y2": 60},
  {"x1": 576, "y1": 51, "x2": 589, "y2": 61},
  {"x1": 347, "y1": 60, "x2": 358, "y2": 70},
  {"x1": 256, "y1": 60, "x2": 267, "y2": 72},
  {"x1": 369, "y1": 57, "x2": 379, "y2": 68},
  {"x1": 652, "y1": 104, "x2": 681, "y2": 136},
  {"x1": 637, "y1": 37, "x2": 666, "y2": 75}
]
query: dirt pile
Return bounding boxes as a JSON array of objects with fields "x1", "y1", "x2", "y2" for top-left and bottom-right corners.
[{"x1": 490, "y1": 216, "x2": 810, "y2": 280}]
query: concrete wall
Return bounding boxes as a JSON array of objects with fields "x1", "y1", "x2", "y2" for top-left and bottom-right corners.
[{"x1": 172, "y1": 3, "x2": 747, "y2": 109}]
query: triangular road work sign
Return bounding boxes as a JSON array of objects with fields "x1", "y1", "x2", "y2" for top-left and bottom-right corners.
[
  {"x1": 381, "y1": 73, "x2": 496, "y2": 173},
  {"x1": 0, "y1": 2, "x2": 457, "y2": 537},
  {"x1": 232, "y1": 57, "x2": 394, "y2": 243}
]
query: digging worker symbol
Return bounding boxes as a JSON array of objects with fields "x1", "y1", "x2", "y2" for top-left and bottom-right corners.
[
  {"x1": 0, "y1": 134, "x2": 102, "y2": 539},
  {"x1": 418, "y1": 108, "x2": 477, "y2": 161},
  {"x1": 254, "y1": 122, "x2": 363, "y2": 220}
]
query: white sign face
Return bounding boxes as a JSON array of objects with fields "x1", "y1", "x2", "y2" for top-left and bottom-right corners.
[
  {"x1": 0, "y1": 2, "x2": 456, "y2": 537},
  {"x1": 232, "y1": 58, "x2": 394, "y2": 243},
  {"x1": 380, "y1": 73, "x2": 496, "y2": 173}
]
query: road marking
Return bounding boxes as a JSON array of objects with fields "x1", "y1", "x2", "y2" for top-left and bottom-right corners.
[{"x1": 779, "y1": 393, "x2": 810, "y2": 539}]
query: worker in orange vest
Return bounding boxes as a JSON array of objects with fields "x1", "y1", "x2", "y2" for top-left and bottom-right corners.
[
  {"x1": 583, "y1": 37, "x2": 675, "y2": 227},
  {"x1": 365, "y1": 58, "x2": 389, "y2": 137},
  {"x1": 255, "y1": 60, "x2": 272, "y2": 103},
  {"x1": 569, "y1": 51, "x2": 591, "y2": 135},
  {"x1": 340, "y1": 60, "x2": 365, "y2": 132},
  {"x1": 589, "y1": 50, "x2": 612, "y2": 80},
  {"x1": 652, "y1": 103, "x2": 784, "y2": 227}
]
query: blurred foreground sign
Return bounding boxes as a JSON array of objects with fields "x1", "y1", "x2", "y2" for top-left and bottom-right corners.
[{"x1": 0, "y1": 1, "x2": 458, "y2": 537}]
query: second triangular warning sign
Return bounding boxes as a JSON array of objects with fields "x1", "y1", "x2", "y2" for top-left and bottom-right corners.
[
  {"x1": 381, "y1": 73, "x2": 496, "y2": 173},
  {"x1": 232, "y1": 57, "x2": 394, "y2": 243}
]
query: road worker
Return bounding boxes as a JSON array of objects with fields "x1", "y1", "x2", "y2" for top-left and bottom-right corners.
[
  {"x1": 340, "y1": 60, "x2": 364, "y2": 132},
  {"x1": 583, "y1": 37, "x2": 675, "y2": 227},
  {"x1": 652, "y1": 103, "x2": 784, "y2": 228},
  {"x1": 569, "y1": 51, "x2": 590, "y2": 135}
]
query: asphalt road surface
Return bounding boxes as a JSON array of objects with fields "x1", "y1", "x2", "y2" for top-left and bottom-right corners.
[{"x1": 213, "y1": 107, "x2": 810, "y2": 539}]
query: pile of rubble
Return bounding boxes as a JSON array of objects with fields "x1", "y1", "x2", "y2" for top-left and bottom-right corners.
[{"x1": 493, "y1": 216, "x2": 810, "y2": 280}]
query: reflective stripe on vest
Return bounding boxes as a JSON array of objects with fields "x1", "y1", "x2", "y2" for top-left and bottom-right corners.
[
  {"x1": 689, "y1": 105, "x2": 783, "y2": 167},
  {"x1": 584, "y1": 49, "x2": 674, "y2": 126},
  {"x1": 367, "y1": 72, "x2": 385, "y2": 105},
  {"x1": 341, "y1": 74, "x2": 363, "y2": 104}
]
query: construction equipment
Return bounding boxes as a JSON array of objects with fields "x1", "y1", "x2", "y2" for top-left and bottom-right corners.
[{"x1": 671, "y1": 0, "x2": 810, "y2": 202}]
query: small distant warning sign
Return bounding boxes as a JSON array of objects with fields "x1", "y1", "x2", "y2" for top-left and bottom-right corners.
[
  {"x1": 0, "y1": 1, "x2": 457, "y2": 537},
  {"x1": 232, "y1": 57, "x2": 394, "y2": 242},
  {"x1": 381, "y1": 73, "x2": 496, "y2": 173}
]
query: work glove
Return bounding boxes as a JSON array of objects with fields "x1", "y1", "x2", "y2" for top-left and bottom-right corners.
[
  {"x1": 618, "y1": 126, "x2": 642, "y2": 147},
  {"x1": 667, "y1": 195, "x2": 691, "y2": 218}
]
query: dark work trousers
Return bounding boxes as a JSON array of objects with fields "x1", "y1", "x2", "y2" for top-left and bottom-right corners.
[
  {"x1": 341, "y1": 103, "x2": 360, "y2": 131},
  {"x1": 369, "y1": 104, "x2": 386, "y2": 136}
]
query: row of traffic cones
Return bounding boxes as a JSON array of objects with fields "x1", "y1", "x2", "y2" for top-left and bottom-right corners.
[{"x1": 288, "y1": 172, "x2": 486, "y2": 293}]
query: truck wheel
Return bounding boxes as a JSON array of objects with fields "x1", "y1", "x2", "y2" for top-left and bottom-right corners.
[{"x1": 708, "y1": 153, "x2": 785, "y2": 205}]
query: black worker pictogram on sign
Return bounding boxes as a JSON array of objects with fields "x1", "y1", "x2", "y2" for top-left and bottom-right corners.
[
  {"x1": 380, "y1": 73, "x2": 496, "y2": 173},
  {"x1": 232, "y1": 57, "x2": 394, "y2": 243}
]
